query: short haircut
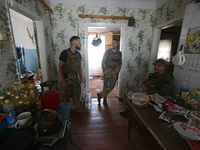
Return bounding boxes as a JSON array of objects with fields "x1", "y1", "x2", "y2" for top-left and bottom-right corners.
[
  {"x1": 70, "y1": 36, "x2": 80, "y2": 45},
  {"x1": 113, "y1": 39, "x2": 119, "y2": 43}
]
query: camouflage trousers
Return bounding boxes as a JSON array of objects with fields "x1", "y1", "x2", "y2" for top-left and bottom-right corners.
[
  {"x1": 60, "y1": 76, "x2": 81, "y2": 109},
  {"x1": 101, "y1": 68, "x2": 118, "y2": 98}
]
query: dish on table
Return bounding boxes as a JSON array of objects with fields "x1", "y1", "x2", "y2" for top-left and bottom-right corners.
[
  {"x1": 132, "y1": 93, "x2": 149, "y2": 107},
  {"x1": 151, "y1": 93, "x2": 166, "y2": 104},
  {"x1": 173, "y1": 122, "x2": 200, "y2": 141}
]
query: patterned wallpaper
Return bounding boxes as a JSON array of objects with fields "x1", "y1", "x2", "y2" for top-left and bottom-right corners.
[
  {"x1": 155, "y1": 0, "x2": 189, "y2": 25},
  {"x1": 0, "y1": 0, "x2": 55, "y2": 95},
  {"x1": 50, "y1": 4, "x2": 155, "y2": 96},
  {"x1": 0, "y1": 0, "x2": 195, "y2": 97},
  {"x1": 155, "y1": 0, "x2": 199, "y2": 94}
]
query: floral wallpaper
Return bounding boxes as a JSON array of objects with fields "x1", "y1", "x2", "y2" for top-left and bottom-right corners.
[
  {"x1": 155, "y1": 0, "x2": 189, "y2": 25},
  {"x1": 0, "y1": 0, "x2": 55, "y2": 95},
  {"x1": 50, "y1": 4, "x2": 155, "y2": 96}
]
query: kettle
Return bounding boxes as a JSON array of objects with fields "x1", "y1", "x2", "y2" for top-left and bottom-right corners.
[{"x1": 37, "y1": 109, "x2": 63, "y2": 136}]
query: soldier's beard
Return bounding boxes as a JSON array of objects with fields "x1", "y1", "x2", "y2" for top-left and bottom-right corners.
[{"x1": 76, "y1": 45, "x2": 81, "y2": 50}]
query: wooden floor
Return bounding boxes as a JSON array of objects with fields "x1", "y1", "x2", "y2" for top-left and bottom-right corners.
[{"x1": 66, "y1": 98, "x2": 162, "y2": 150}]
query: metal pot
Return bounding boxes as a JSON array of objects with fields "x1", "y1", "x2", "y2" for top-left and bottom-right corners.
[{"x1": 37, "y1": 109, "x2": 63, "y2": 136}]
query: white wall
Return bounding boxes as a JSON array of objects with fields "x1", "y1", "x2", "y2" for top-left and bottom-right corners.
[
  {"x1": 173, "y1": 3, "x2": 200, "y2": 94},
  {"x1": 10, "y1": 9, "x2": 36, "y2": 49}
]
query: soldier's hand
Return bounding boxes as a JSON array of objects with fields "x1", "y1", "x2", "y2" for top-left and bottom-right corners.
[{"x1": 62, "y1": 81, "x2": 68, "y2": 89}]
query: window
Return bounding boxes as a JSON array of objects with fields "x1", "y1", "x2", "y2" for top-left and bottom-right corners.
[{"x1": 157, "y1": 39, "x2": 172, "y2": 62}]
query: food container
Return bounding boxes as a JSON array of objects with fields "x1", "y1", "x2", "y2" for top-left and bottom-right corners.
[
  {"x1": 185, "y1": 111, "x2": 200, "y2": 129},
  {"x1": 132, "y1": 93, "x2": 149, "y2": 107}
]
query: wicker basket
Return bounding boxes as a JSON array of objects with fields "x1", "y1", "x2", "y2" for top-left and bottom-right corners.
[{"x1": 132, "y1": 93, "x2": 149, "y2": 107}]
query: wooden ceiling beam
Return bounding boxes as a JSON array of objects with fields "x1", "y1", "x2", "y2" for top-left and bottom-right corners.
[
  {"x1": 78, "y1": 14, "x2": 131, "y2": 20},
  {"x1": 38, "y1": 0, "x2": 53, "y2": 13}
]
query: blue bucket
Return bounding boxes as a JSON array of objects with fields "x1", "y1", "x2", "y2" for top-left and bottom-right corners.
[{"x1": 0, "y1": 113, "x2": 6, "y2": 135}]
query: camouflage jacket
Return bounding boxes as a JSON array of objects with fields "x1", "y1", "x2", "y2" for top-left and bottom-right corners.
[{"x1": 143, "y1": 70, "x2": 174, "y2": 96}]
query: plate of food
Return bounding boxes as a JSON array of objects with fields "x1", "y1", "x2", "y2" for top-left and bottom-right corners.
[
  {"x1": 173, "y1": 122, "x2": 200, "y2": 141},
  {"x1": 126, "y1": 92, "x2": 133, "y2": 100}
]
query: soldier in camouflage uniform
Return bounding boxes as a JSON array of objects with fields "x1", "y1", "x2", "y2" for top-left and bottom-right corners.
[
  {"x1": 58, "y1": 36, "x2": 87, "y2": 113},
  {"x1": 119, "y1": 59, "x2": 174, "y2": 115},
  {"x1": 97, "y1": 39, "x2": 122, "y2": 105}
]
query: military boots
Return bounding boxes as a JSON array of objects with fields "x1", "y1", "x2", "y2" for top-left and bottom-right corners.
[{"x1": 97, "y1": 93, "x2": 102, "y2": 104}]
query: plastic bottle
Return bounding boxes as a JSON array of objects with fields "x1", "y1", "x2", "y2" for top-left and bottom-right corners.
[
  {"x1": 6, "y1": 91, "x2": 11, "y2": 100},
  {"x1": 29, "y1": 90, "x2": 36, "y2": 112},
  {"x1": 19, "y1": 100, "x2": 24, "y2": 107},
  {"x1": 20, "y1": 84, "x2": 26, "y2": 93},
  {"x1": 180, "y1": 78, "x2": 189, "y2": 95},
  {"x1": 28, "y1": 84, "x2": 39, "y2": 97},
  {"x1": 19, "y1": 92, "x2": 24, "y2": 100},
  {"x1": 13, "y1": 81, "x2": 21, "y2": 95},
  {"x1": 0, "y1": 96, "x2": 5, "y2": 107},
  {"x1": 3, "y1": 99, "x2": 16, "y2": 128},
  {"x1": 87, "y1": 92, "x2": 92, "y2": 107},
  {"x1": 13, "y1": 95, "x2": 19, "y2": 107},
  {"x1": 10, "y1": 94, "x2": 15, "y2": 103},
  {"x1": 35, "y1": 96, "x2": 41, "y2": 109},
  {"x1": 24, "y1": 90, "x2": 28, "y2": 95},
  {"x1": 23, "y1": 94, "x2": 31, "y2": 111}
]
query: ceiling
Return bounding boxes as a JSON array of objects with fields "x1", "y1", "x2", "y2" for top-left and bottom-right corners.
[{"x1": 49, "y1": 0, "x2": 169, "y2": 10}]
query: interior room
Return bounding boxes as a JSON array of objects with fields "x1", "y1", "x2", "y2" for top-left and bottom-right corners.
[{"x1": 1, "y1": 0, "x2": 200, "y2": 150}]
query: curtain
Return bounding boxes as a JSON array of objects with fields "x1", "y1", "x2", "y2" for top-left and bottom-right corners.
[{"x1": 157, "y1": 39, "x2": 172, "y2": 62}]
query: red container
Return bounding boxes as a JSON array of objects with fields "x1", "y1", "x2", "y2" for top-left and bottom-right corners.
[{"x1": 41, "y1": 89, "x2": 60, "y2": 110}]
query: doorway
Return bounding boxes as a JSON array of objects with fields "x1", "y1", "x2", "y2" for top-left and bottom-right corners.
[
  {"x1": 158, "y1": 22, "x2": 182, "y2": 74},
  {"x1": 8, "y1": 0, "x2": 48, "y2": 83},
  {"x1": 149, "y1": 16, "x2": 183, "y2": 74},
  {"x1": 87, "y1": 26, "x2": 121, "y2": 98},
  {"x1": 9, "y1": 9, "x2": 41, "y2": 83}
]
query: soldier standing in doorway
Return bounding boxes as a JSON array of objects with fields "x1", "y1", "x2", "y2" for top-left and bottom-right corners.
[{"x1": 97, "y1": 39, "x2": 122, "y2": 105}]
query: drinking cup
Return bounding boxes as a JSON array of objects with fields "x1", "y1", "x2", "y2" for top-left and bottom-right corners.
[{"x1": 15, "y1": 112, "x2": 32, "y2": 129}]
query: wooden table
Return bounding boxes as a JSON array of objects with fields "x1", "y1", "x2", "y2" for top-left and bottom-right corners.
[{"x1": 124, "y1": 94, "x2": 191, "y2": 150}]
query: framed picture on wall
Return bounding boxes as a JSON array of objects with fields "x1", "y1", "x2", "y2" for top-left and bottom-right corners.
[{"x1": 184, "y1": 26, "x2": 200, "y2": 54}]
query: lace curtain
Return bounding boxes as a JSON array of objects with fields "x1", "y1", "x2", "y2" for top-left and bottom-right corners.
[{"x1": 157, "y1": 39, "x2": 172, "y2": 62}]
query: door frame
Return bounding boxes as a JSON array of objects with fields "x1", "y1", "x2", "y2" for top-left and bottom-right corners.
[
  {"x1": 149, "y1": 14, "x2": 184, "y2": 74},
  {"x1": 6, "y1": 0, "x2": 48, "y2": 82},
  {"x1": 84, "y1": 23, "x2": 126, "y2": 96}
]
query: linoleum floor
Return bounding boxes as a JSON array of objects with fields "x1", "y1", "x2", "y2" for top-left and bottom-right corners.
[{"x1": 66, "y1": 98, "x2": 162, "y2": 150}]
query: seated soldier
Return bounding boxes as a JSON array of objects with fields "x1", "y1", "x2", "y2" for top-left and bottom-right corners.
[{"x1": 119, "y1": 59, "x2": 174, "y2": 115}]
